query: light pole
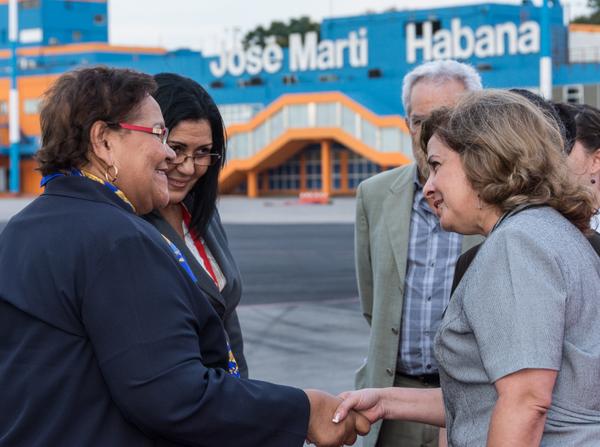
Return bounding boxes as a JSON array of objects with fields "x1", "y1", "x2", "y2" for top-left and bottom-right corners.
[
  {"x1": 539, "y1": 0, "x2": 552, "y2": 99},
  {"x1": 8, "y1": 0, "x2": 19, "y2": 193}
]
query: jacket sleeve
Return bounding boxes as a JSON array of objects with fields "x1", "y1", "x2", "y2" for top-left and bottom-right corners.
[
  {"x1": 224, "y1": 309, "x2": 248, "y2": 378},
  {"x1": 355, "y1": 183, "x2": 374, "y2": 325},
  {"x1": 462, "y1": 228, "x2": 565, "y2": 382},
  {"x1": 81, "y1": 232, "x2": 308, "y2": 447}
]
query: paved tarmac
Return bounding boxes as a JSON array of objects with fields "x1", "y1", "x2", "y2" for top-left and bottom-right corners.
[
  {"x1": 224, "y1": 218, "x2": 368, "y2": 396},
  {"x1": 0, "y1": 196, "x2": 371, "y2": 425},
  {"x1": 0, "y1": 195, "x2": 357, "y2": 229},
  {"x1": 226, "y1": 223, "x2": 357, "y2": 304},
  {"x1": 240, "y1": 298, "x2": 368, "y2": 392},
  {"x1": 0, "y1": 197, "x2": 32, "y2": 231},
  {"x1": 217, "y1": 196, "x2": 356, "y2": 224}
]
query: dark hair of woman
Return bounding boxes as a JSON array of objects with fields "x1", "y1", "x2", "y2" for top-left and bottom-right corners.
[
  {"x1": 37, "y1": 66, "x2": 156, "y2": 176},
  {"x1": 551, "y1": 102, "x2": 577, "y2": 154},
  {"x1": 574, "y1": 104, "x2": 600, "y2": 154},
  {"x1": 509, "y1": 88, "x2": 576, "y2": 154},
  {"x1": 153, "y1": 72, "x2": 227, "y2": 238}
]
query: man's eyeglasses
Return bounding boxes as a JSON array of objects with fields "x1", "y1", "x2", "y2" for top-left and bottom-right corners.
[
  {"x1": 407, "y1": 115, "x2": 426, "y2": 132},
  {"x1": 109, "y1": 122, "x2": 169, "y2": 145},
  {"x1": 168, "y1": 150, "x2": 222, "y2": 167}
]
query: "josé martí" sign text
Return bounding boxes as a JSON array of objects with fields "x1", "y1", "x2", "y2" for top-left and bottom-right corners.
[
  {"x1": 209, "y1": 28, "x2": 369, "y2": 78},
  {"x1": 209, "y1": 18, "x2": 541, "y2": 77}
]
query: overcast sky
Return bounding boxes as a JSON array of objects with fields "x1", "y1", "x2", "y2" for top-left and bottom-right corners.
[{"x1": 108, "y1": 0, "x2": 590, "y2": 54}]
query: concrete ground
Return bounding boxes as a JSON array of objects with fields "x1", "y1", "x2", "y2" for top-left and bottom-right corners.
[
  {"x1": 226, "y1": 223, "x2": 357, "y2": 304},
  {"x1": 0, "y1": 197, "x2": 33, "y2": 226},
  {"x1": 240, "y1": 298, "x2": 368, "y2": 393},
  {"x1": 223, "y1": 218, "x2": 369, "y2": 395},
  {"x1": 217, "y1": 195, "x2": 356, "y2": 224}
]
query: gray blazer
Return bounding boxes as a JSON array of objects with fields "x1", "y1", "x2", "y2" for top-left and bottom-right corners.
[
  {"x1": 144, "y1": 210, "x2": 248, "y2": 378},
  {"x1": 435, "y1": 206, "x2": 600, "y2": 446},
  {"x1": 354, "y1": 164, "x2": 481, "y2": 446}
]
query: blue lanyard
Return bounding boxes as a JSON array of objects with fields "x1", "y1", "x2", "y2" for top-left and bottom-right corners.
[
  {"x1": 41, "y1": 168, "x2": 239, "y2": 377},
  {"x1": 161, "y1": 235, "x2": 198, "y2": 283}
]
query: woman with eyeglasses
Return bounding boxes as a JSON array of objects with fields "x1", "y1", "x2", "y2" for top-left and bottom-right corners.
[
  {"x1": 0, "y1": 66, "x2": 371, "y2": 446},
  {"x1": 143, "y1": 73, "x2": 248, "y2": 377}
]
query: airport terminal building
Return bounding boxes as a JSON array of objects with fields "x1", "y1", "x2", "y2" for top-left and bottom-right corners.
[{"x1": 0, "y1": 0, "x2": 599, "y2": 196}]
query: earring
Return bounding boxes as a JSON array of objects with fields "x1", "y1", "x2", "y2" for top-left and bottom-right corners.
[
  {"x1": 592, "y1": 178, "x2": 597, "y2": 185},
  {"x1": 477, "y1": 195, "x2": 483, "y2": 210},
  {"x1": 105, "y1": 165, "x2": 118, "y2": 183}
]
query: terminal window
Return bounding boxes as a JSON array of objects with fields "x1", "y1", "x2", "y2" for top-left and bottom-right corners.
[
  {"x1": 220, "y1": 103, "x2": 263, "y2": 126},
  {"x1": 94, "y1": 14, "x2": 106, "y2": 25},
  {"x1": 22, "y1": 0, "x2": 40, "y2": 9},
  {"x1": 410, "y1": 20, "x2": 441, "y2": 37},
  {"x1": 332, "y1": 149, "x2": 342, "y2": 190},
  {"x1": 24, "y1": 99, "x2": 42, "y2": 115},
  {"x1": 348, "y1": 152, "x2": 380, "y2": 188},
  {"x1": 305, "y1": 148, "x2": 322, "y2": 190},
  {"x1": 266, "y1": 155, "x2": 301, "y2": 191},
  {"x1": 564, "y1": 85, "x2": 583, "y2": 104}
]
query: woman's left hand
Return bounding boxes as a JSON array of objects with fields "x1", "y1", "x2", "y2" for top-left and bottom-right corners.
[{"x1": 333, "y1": 388, "x2": 387, "y2": 424}]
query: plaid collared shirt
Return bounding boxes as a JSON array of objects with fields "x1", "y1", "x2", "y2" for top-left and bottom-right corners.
[{"x1": 396, "y1": 174, "x2": 462, "y2": 376}]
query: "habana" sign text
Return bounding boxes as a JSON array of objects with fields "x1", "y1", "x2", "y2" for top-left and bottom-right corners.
[{"x1": 406, "y1": 18, "x2": 540, "y2": 63}]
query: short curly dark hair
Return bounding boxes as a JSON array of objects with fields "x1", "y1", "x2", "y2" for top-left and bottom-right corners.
[{"x1": 36, "y1": 66, "x2": 157, "y2": 175}]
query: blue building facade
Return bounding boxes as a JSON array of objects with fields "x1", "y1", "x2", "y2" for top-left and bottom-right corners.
[{"x1": 0, "y1": 0, "x2": 598, "y2": 195}]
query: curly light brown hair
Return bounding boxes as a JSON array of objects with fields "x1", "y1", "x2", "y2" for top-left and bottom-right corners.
[
  {"x1": 36, "y1": 66, "x2": 157, "y2": 176},
  {"x1": 420, "y1": 89, "x2": 595, "y2": 232}
]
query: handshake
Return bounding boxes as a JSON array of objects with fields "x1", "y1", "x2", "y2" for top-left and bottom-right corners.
[{"x1": 305, "y1": 388, "x2": 384, "y2": 447}]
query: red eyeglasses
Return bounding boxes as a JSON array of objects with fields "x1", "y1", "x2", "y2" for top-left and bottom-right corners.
[{"x1": 111, "y1": 122, "x2": 169, "y2": 144}]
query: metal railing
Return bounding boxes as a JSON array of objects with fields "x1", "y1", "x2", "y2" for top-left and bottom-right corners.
[
  {"x1": 569, "y1": 46, "x2": 600, "y2": 63},
  {"x1": 227, "y1": 100, "x2": 412, "y2": 161}
]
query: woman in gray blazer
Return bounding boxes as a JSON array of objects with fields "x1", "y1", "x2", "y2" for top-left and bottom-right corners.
[
  {"x1": 144, "y1": 73, "x2": 248, "y2": 377},
  {"x1": 334, "y1": 90, "x2": 600, "y2": 446}
]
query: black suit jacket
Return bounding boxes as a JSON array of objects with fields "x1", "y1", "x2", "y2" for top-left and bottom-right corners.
[
  {"x1": 144, "y1": 210, "x2": 248, "y2": 377},
  {"x1": 0, "y1": 176, "x2": 308, "y2": 446},
  {"x1": 451, "y1": 230, "x2": 600, "y2": 294}
]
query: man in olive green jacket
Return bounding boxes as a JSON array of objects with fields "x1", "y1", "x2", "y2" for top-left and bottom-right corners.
[{"x1": 354, "y1": 60, "x2": 483, "y2": 447}]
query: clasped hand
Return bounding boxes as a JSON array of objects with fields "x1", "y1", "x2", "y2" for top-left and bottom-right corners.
[{"x1": 305, "y1": 389, "x2": 371, "y2": 447}]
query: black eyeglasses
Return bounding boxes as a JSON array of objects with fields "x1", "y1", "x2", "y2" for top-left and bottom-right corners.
[{"x1": 168, "y1": 150, "x2": 222, "y2": 167}]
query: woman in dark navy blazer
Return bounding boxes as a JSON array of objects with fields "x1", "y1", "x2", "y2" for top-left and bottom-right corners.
[
  {"x1": 0, "y1": 67, "x2": 368, "y2": 446},
  {"x1": 144, "y1": 73, "x2": 248, "y2": 377}
]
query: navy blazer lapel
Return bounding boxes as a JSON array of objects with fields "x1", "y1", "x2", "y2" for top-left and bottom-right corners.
[
  {"x1": 144, "y1": 212, "x2": 226, "y2": 314},
  {"x1": 203, "y1": 215, "x2": 236, "y2": 297}
]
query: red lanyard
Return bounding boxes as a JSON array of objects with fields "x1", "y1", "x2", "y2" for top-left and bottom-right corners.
[{"x1": 181, "y1": 205, "x2": 218, "y2": 286}]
